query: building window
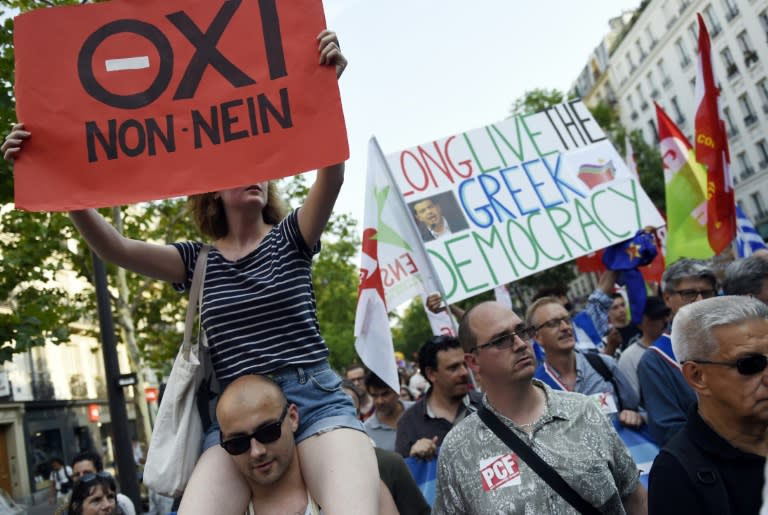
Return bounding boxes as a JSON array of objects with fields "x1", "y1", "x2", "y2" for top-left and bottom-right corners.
[
  {"x1": 751, "y1": 192, "x2": 767, "y2": 219},
  {"x1": 757, "y1": 78, "x2": 768, "y2": 115},
  {"x1": 636, "y1": 40, "x2": 647, "y2": 61},
  {"x1": 636, "y1": 84, "x2": 649, "y2": 111},
  {"x1": 688, "y1": 22, "x2": 698, "y2": 48},
  {"x1": 738, "y1": 93, "x2": 758, "y2": 126},
  {"x1": 647, "y1": 71, "x2": 659, "y2": 98},
  {"x1": 658, "y1": 59, "x2": 672, "y2": 89},
  {"x1": 757, "y1": 139, "x2": 768, "y2": 170},
  {"x1": 671, "y1": 96, "x2": 686, "y2": 125},
  {"x1": 736, "y1": 30, "x2": 759, "y2": 67},
  {"x1": 628, "y1": 93, "x2": 638, "y2": 121},
  {"x1": 645, "y1": 26, "x2": 658, "y2": 48},
  {"x1": 760, "y1": 9, "x2": 768, "y2": 38},
  {"x1": 723, "y1": 0, "x2": 739, "y2": 21},
  {"x1": 737, "y1": 152, "x2": 755, "y2": 180},
  {"x1": 721, "y1": 47, "x2": 739, "y2": 78},
  {"x1": 724, "y1": 106, "x2": 739, "y2": 137},
  {"x1": 675, "y1": 38, "x2": 691, "y2": 68},
  {"x1": 647, "y1": 120, "x2": 659, "y2": 143},
  {"x1": 703, "y1": 4, "x2": 722, "y2": 37},
  {"x1": 627, "y1": 53, "x2": 637, "y2": 75}
]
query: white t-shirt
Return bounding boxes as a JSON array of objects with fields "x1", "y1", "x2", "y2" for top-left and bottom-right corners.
[{"x1": 50, "y1": 466, "x2": 73, "y2": 493}]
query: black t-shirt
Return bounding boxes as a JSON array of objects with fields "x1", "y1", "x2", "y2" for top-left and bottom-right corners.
[{"x1": 648, "y1": 407, "x2": 765, "y2": 514}]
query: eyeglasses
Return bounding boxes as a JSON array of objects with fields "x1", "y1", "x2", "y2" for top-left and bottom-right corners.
[
  {"x1": 220, "y1": 404, "x2": 289, "y2": 455},
  {"x1": 473, "y1": 326, "x2": 536, "y2": 352},
  {"x1": 535, "y1": 316, "x2": 572, "y2": 331},
  {"x1": 686, "y1": 354, "x2": 768, "y2": 376},
  {"x1": 670, "y1": 288, "x2": 716, "y2": 302}
]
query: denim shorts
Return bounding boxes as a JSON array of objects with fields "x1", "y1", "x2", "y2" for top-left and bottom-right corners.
[{"x1": 203, "y1": 360, "x2": 363, "y2": 451}]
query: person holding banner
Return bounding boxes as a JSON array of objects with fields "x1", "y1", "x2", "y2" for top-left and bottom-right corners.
[{"x1": 4, "y1": 31, "x2": 381, "y2": 515}]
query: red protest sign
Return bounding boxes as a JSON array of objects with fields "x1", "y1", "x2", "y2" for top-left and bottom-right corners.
[{"x1": 13, "y1": 0, "x2": 347, "y2": 211}]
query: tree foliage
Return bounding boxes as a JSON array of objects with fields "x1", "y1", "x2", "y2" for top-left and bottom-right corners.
[{"x1": 509, "y1": 88, "x2": 564, "y2": 118}]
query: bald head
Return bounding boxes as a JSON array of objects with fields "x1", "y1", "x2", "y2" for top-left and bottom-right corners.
[
  {"x1": 217, "y1": 375, "x2": 287, "y2": 432},
  {"x1": 459, "y1": 301, "x2": 509, "y2": 352}
]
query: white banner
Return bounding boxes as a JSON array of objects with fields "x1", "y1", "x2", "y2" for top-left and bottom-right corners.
[{"x1": 385, "y1": 101, "x2": 665, "y2": 303}]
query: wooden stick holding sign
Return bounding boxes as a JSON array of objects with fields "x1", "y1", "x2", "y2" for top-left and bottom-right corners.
[{"x1": 12, "y1": 0, "x2": 347, "y2": 211}]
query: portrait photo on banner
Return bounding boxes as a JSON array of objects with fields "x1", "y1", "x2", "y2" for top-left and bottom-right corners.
[{"x1": 409, "y1": 191, "x2": 469, "y2": 243}]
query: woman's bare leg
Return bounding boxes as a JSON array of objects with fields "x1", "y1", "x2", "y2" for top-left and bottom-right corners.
[
  {"x1": 177, "y1": 445, "x2": 250, "y2": 515},
  {"x1": 298, "y1": 428, "x2": 380, "y2": 515}
]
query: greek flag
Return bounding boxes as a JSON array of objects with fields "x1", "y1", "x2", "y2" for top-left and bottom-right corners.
[{"x1": 736, "y1": 205, "x2": 767, "y2": 258}]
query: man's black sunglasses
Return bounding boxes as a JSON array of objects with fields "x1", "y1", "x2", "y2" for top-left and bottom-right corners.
[
  {"x1": 686, "y1": 354, "x2": 768, "y2": 376},
  {"x1": 220, "y1": 404, "x2": 289, "y2": 455}
]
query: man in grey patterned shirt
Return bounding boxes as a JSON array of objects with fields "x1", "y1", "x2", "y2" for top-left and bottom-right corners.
[{"x1": 433, "y1": 301, "x2": 647, "y2": 514}]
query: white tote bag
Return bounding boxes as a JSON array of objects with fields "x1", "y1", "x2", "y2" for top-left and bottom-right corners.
[{"x1": 144, "y1": 245, "x2": 210, "y2": 497}]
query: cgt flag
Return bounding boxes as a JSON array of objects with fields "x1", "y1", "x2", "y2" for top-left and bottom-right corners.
[
  {"x1": 655, "y1": 102, "x2": 713, "y2": 264},
  {"x1": 695, "y1": 13, "x2": 735, "y2": 254}
]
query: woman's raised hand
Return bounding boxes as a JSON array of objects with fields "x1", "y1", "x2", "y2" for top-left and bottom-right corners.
[
  {"x1": 318, "y1": 30, "x2": 347, "y2": 79},
  {"x1": 2, "y1": 122, "x2": 30, "y2": 162}
]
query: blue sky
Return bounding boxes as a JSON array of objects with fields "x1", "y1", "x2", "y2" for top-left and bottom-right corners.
[{"x1": 322, "y1": 0, "x2": 642, "y2": 226}]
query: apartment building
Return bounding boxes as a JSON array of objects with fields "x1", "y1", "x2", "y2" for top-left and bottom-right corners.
[{"x1": 573, "y1": 0, "x2": 768, "y2": 239}]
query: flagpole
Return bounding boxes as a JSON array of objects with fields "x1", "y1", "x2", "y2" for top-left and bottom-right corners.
[{"x1": 370, "y1": 137, "x2": 458, "y2": 334}]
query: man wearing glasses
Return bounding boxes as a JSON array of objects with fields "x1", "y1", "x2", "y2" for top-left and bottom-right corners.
[
  {"x1": 527, "y1": 297, "x2": 644, "y2": 429},
  {"x1": 647, "y1": 296, "x2": 768, "y2": 514},
  {"x1": 216, "y1": 374, "x2": 397, "y2": 515},
  {"x1": 637, "y1": 258, "x2": 717, "y2": 445},
  {"x1": 434, "y1": 301, "x2": 646, "y2": 514},
  {"x1": 216, "y1": 374, "x2": 323, "y2": 515}
]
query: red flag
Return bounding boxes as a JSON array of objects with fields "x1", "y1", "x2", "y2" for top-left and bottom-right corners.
[{"x1": 695, "y1": 13, "x2": 735, "y2": 253}]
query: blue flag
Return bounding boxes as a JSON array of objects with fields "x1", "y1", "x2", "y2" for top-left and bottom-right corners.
[
  {"x1": 735, "y1": 205, "x2": 767, "y2": 258},
  {"x1": 602, "y1": 230, "x2": 658, "y2": 325}
]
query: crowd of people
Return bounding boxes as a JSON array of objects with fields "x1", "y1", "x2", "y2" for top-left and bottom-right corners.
[{"x1": 4, "y1": 23, "x2": 768, "y2": 515}]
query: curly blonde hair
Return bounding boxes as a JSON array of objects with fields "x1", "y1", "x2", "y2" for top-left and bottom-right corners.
[{"x1": 188, "y1": 182, "x2": 288, "y2": 240}]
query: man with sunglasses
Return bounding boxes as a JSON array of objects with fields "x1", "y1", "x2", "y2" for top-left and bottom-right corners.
[
  {"x1": 216, "y1": 374, "x2": 398, "y2": 515},
  {"x1": 637, "y1": 258, "x2": 717, "y2": 445},
  {"x1": 216, "y1": 374, "x2": 322, "y2": 515},
  {"x1": 53, "y1": 450, "x2": 136, "y2": 515},
  {"x1": 434, "y1": 301, "x2": 646, "y2": 514},
  {"x1": 648, "y1": 295, "x2": 768, "y2": 514}
]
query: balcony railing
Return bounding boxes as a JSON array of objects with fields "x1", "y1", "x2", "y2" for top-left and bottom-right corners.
[
  {"x1": 726, "y1": 63, "x2": 740, "y2": 78},
  {"x1": 725, "y1": 8, "x2": 740, "y2": 21},
  {"x1": 641, "y1": 101, "x2": 649, "y2": 111},
  {"x1": 650, "y1": 88, "x2": 660, "y2": 99},
  {"x1": 681, "y1": 56, "x2": 692, "y2": 68},
  {"x1": 759, "y1": 160, "x2": 768, "y2": 170},
  {"x1": 741, "y1": 167, "x2": 755, "y2": 179},
  {"x1": 662, "y1": 77, "x2": 673, "y2": 89},
  {"x1": 745, "y1": 114, "x2": 758, "y2": 126}
]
